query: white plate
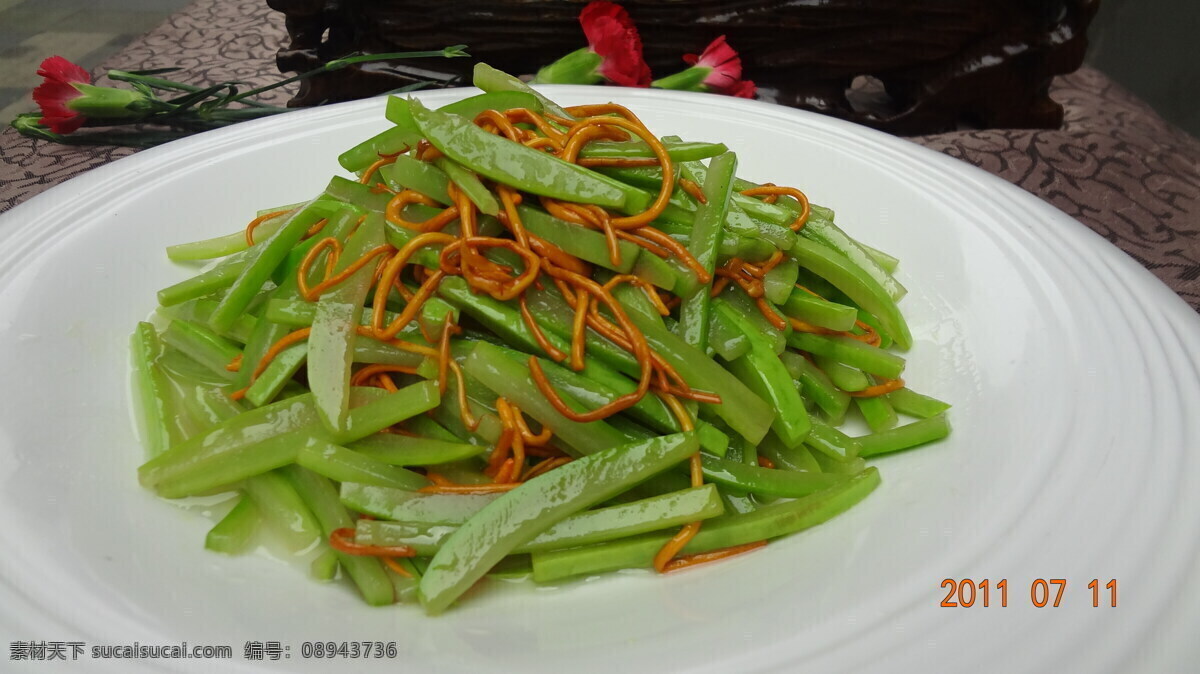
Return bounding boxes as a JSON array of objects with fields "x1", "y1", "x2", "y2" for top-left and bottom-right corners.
[{"x1": 1, "y1": 87, "x2": 1198, "y2": 673}]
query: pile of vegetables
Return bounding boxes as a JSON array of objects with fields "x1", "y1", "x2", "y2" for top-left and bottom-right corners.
[{"x1": 131, "y1": 64, "x2": 950, "y2": 614}]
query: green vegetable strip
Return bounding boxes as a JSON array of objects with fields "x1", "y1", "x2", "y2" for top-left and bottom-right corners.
[
  {"x1": 531, "y1": 467, "x2": 880, "y2": 582},
  {"x1": 130, "y1": 322, "x2": 175, "y2": 457},
  {"x1": 653, "y1": 219, "x2": 750, "y2": 262},
  {"x1": 404, "y1": 416, "x2": 460, "y2": 443},
  {"x1": 166, "y1": 212, "x2": 288, "y2": 262},
  {"x1": 309, "y1": 213, "x2": 386, "y2": 433},
  {"x1": 780, "y1": 289, "x2": 858, "y2": 332},
  {"x1": 778, "y1": 352, "x2": 850, "y2": 424},
  {"x1": 859, "y1": 241, "x2": 900, "y2": 274},
  {"x1": 283, "y1": 466, "x2": 394, "y2": 606},
  {"x1": 787, "y1": 236, "x2": 912, "y2": 350},
  {"x1": 242, "y1": 469, "x2": 324, "y2": 552},
  {"x1": 886, "y1": 388, "x2": 951, "y2": 419},
  {"x1": 786, "y1": 332, "x2": 906, "y2": 380},
  {"x1": 718, "y1": 286, "x2": 788, "y2": 354},
  {"x1": 732, "y1": 176, "x2": 807, "y2": 222},
  {"x1": 517, "y1": 205, "x2": 640, "y2": 273},
  {"x1": 762, "y1": 256, "x2": 800, "y2": 305},
  {"x1": 385, "y1": 94, "x2": 420, "y2": 133},
  {"x1": 739, "y1": 435, "x2": 759, "y2": 467},
  {"x1": 161, "y1": 320, "x2": 241, "y2": 381},
  {"x1": 204, "y1": 495, "x2": 260, "y2": 554},
  {"x1": 443, "y1": 90, "x2": 545, "y2": 117},
  {"x1": 323, "y1": 176, "x2": 392, "y2": 213},
  {"x1": 237, "y1": 207, "x2": 361, "y2": 393},
  {"x1": 357, "y1": 484, "x2": 724, "y2": 556},
  {"x1": 277, "y1": 200, "x2": 363, "y2": 280},
  {"x1": 697, "y1": 423, "x2": 730, "y2": 457},
  {"x1": 157, "y1": 248, "x2": 249, "y2": 307},
  {"x1": 630, "y1": 248, "x2": 685, "y2": 292},
  {"x1": 805, "y1": 416, "x2": 862, "y2": 460},
  {"x1": 579, "y1": 140, "x2": 728, "y2": 162},
  {"x1": 349, "y1": 433, "x2": 486, "y2": 466},
  {"x1": 853, "y1": 309, "x2": 894, "y2": 349},
  {"x1": 209, "y1": 199, "x2": 327, "y2": 333},
  {"x1": 418, "y1": 297, "x2": 460, "y2": 340},
  {"x1": 385, "y1": 90, "x2": 544, "y2": 135},
  {"x1": 814, "y1": 355, "x2": 870, "y2": 392},
  {"x1": 437, "y1": 275, "x2": 551, "y2": 353},
  {"x1": 600, "y1": 166, "x2": 781, "y2": 258},
  {"x1": 391, "y1": 203, "x2": 484, "y2": 247},
  {"x1": 612, "y1": 288, "x2": 774, "y2": 444},
  {"x1": 442, "y1": 276, "x2": 641, "y2": 378},
  {"x1": 593, "y1": 165, "x2": 669, "y2": 190},
  {"x1": 523, "y1": 284, "x2": 643, "y2": 374},
  {"x1": 369, "y1": 93, "x2": 559, "y2": 173},
  {"x1": 410, "y1": 99, "x2": 629, "y2": 210},
  {"x1": 662, "y1": 255, "x2": 702, "y2": 298},
  {"x1": 310, "y1": 548, "x2": 340, "y2": 581},
  {"x1": 243, "y1": 344, "x2": 307, "y2": 407},
  {"x1": 159, "y1": 298, "x2": 256, "y2": 344},
  {"x1": 735, "y1": 191, "x2": 906, "y2": 301},
  {"x1": 382, "y1": 155, "x2": 452, "y2": 204},
  {"x1": 677, "y1": 157, "x2": 794, "y2": 250},
  {"x1": 719, "y1": 489, "x2": 759, "y2": 515},
  {"x1": 297, "y1": 439, "x2": 430, "y2": 490},
  {"x1": 758, "y1": 433, "x2": 823, "y2": 473},
  {"x1": 172, "y1": 380, "x2": 247, "y2": 432},
  {"x1": 463, "y1": 341, "x2": 630, "y2": 457},
  {"x1": 433, "y1": 157, "x2": 501, "y2": 215},
  {"x1": 425, "y1": 378, "x2": 502, "y2": 447},
  {"x1": 155, "y1": 431, "x2": 311, "y2": 499},
  {"x1": 248, "y1": 325, "x2": 432, "y2": 406},
  {"x1": 812, "y1": 453, "x2": 867, "y2": 476},
  {"x1": 386, "y1": 564, "x2": 422, "y2": 603},
  {"x1": 139, "y1": 384, "x2": 435, "y2": 489},
  {"x1": 472, "y1": 62, "x2": 573, "y2": 120},
  {"x1": 857, "y1": 414, "x2": 952, "y2": 457},
  {"x1": 330, "y1": 381, "x2": 441, "y2": 444},
  {"x1": 473, "y1": 338, "x2": 694, "y2": 447},
  {"x1": 715, "y1": 300, "x2": 810, "y2": 447},
  {"x1": 339, "y1": 126, "x2": 418, "y2": 173},
  {"x1": 264, "y1": 299, "x2": 420, "y2": 339},
  {"x1": 341, "y1": 484, "x2": 499, "y2": 525},
  {"x1": 418, "y1": 431, "x2": 698, "y2": 614},
  {"x1": 706, "y1": 304, "x2": 751, "y2": 360},
  {"x1": 800, "y1": 211, "x2": 907, "y2": 302},
  {"x1": 700, "y1": 453, "x2": 841, "y2": 497},
  {"x1": 726, "y1": 205, "x2": 795, "y2": 250},
  {"x1": 856, "y1": 395, "x2": 898, "y2": 433},
  {"x1": 678, "y1": 151, "x2": 737, "y2": 351}
]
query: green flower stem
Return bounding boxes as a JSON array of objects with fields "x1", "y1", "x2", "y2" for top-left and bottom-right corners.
[{"x1": 651, "y1": 67, "x2": 709, "y2": 91}]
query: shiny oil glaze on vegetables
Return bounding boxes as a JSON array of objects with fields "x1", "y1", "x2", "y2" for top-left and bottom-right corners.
[{"x1": 132, "y1": 63, "x2": 951, "y2": 614}]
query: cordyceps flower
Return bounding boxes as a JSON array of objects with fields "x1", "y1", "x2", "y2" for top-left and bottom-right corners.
[
  {"x1": 32, "y1": 55, "x2": 156, "y2": 133},
  {"x1": 532, "y1": 2, "x2": 651, "y2": 87},
  {"x1": 652, "y1": 36, "x2": 757, "y2": 99}
]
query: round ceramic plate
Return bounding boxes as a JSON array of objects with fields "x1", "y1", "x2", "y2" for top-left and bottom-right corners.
[{"x1": 1, "y1": 87, "x2": 1197, "y2": 673}]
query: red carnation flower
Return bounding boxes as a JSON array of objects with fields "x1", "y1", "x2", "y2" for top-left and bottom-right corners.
[
  {"x1": 32, "y1": 56, "x2": 92, "y2": 134},
  {"x1": 653, "y1": 35, "x2": 757, "y2": 99},
  {"x1": 579, "y1": 1, "x2": 651, "y2": 87},
  {"x1": 532, "y1": 1, "x2": 651, "y2": 87},
  {"x1": 29, "y1": 55, "x2": 156, "y2": 135},
  {"x1": 684, "y1": 36, "x2": 756, "y2": 98}
]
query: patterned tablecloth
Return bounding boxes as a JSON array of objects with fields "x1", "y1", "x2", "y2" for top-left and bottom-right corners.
[{"x1": 1, "y1": 0, "x2": 1197, "y2": 310}]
